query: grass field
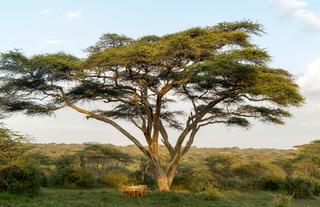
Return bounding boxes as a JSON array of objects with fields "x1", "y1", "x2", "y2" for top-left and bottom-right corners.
[{"x1": 0, "y1": 189, "x2": 319, "y2": 207}]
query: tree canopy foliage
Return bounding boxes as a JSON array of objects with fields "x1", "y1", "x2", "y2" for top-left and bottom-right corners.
[
  {"x1": 0, "y1": 20, "x2": 304, "y2": 191},
  {"x1": 77, "y1": 143, "x2": 132, "y2": 174}
]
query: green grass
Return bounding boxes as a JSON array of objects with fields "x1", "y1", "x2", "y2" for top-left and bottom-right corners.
[{"x1": 0, "y1": 188, "x2": 318, "y2": 207}]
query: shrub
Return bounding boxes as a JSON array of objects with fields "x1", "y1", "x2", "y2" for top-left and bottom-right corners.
[
  {"x1": 172, "y1": 163, "x2": 214, "y2": 192},
  {"x1": 48, "y1": 155, "x2": 95, "y2": 189},
  {"x1": 39, "y1": 171, "x2": 48, "y2": 187},
  {"x1": 172, "y1": 176, "x2": 208, "y2": 192},
  {"x1": 67, "y1": 170, "x2": 95, "y2": 189},
  {"x1": 48, "y1": 170, "x2": 65, "y2": 187},
  {"x1": 0, "y1": 163, "x2": 41, "y2": 195},
  {"x1": 312, "y1": 179, "x2": 320, "y2": 196},
  {"x1": 282, "y1": 177, "x2": 314, "y2": 198},
  {"x1": 137, "y1": 173, "x2": 155, "y2": 188},
  {"x1": 259, "y1": 176, "x2": 285, "y2": 191},
  {"x1": 205, "y1": 155, "x2": 238, "y2": 189},
  {"x1": 171, "y1": 176, "x2": 190, "y2": 191},
  {"x1": 235, "y1": 161, "x2": 286, "y2": 190},
  {"x1": 49, "y1": 169, "x2": 95, "y2": 189},
  {"x1": 95, "y1": 177, "x2": 106, "y2": 187},
  {"x1": 272, "y1": 193, "x2": 292, "y2": 207},
  {"x1": 104, "y1": 172, "x2": 129, "y2": 189}
]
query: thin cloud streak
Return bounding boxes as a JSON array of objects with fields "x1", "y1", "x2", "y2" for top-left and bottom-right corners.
[
  {"x1": 40, "y1": 8, "x2": 57, "y2": 16},
  {"x1": 40, "y1": 8, "x2": 82, "y2": 21},
  {"x1": 64, "y1": 10, "x2": 82, "y2": 21},
  {"x1": 270, "y1": 0, "x2": 320, "y2": 29}
]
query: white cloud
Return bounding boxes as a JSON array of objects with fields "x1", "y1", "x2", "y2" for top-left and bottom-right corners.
[
  {"x1": 41, "y1": 39, "x2": 66, "y2": 45},
  {"x1": 40, "y1": 9, "x2": 82, "y2": 21},
  {"x1": 40, "y1": 8, "x2": 56, "y2": 16},
  {"x1": 297, "y1": 58, "x2": 320, "y2": 92},
  {"x1": 270, "y1": 0, "x2": 320, "y2": 29},
  {"x1": 64, "y1": 10, "x2": 82, "y2": 21}
]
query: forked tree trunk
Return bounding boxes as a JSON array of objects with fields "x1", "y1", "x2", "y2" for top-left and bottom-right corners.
[
  {"x1": 156, "y1": 174, "x2": 171, "y2": 192},
  {"x1": 154, "y1": 165, "x2": 177, "y2": 192}
]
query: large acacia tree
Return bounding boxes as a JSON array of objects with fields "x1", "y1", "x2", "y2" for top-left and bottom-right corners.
[{"x1": 0, "y1": 21, "x2": 303, "y2": 191}]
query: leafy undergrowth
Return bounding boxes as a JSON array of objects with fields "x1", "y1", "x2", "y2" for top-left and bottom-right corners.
[{"x1": 0, "y1": 188, "x2": 319, "y2": 207}]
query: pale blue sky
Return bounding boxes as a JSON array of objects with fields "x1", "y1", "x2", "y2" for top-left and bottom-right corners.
[{"x1": 1, "y1": 0, "x2": 320, "y2": 148}]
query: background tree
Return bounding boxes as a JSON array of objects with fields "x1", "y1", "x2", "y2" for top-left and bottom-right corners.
[
  {"x1": 77, "y1": 143, "x2": 132, "y2": 176},
  {"x1": 0, "y1": 21, "x2": 303, "y2": 191},
  {"x1": 0, "y1": 126, "x2": 27, "y2": 164},
  {"x1": 0, "y1": 125, "x2": 41, "y2": 194},
  {"x1": 205, "y1": 155, "x2": 239, "y2": 189}
]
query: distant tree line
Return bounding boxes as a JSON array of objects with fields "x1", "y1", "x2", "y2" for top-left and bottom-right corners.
[{"x1": 0, "y1": 127, "x2": 319, "y2": 198}]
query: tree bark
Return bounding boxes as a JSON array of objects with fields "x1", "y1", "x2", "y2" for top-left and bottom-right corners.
[
  {"x1": 156, "y1": 174, "x2": 170, "y2": 192},
  {"x1": 154, "y1": 164, "x2": 177, "y2": 192},
  {"x1": 155, "y1": 172, "x2": 175, "y2": 192}
]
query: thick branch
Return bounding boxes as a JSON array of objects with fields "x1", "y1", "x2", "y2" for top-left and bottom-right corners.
[
  {"x1": 181, "y1": 127, "x2": 199, "y2": 156},
  {"x1": 59, "y1": 87, "x2": 149, "y2": 156},
  {"x1": 174, "y1": 95, "x2": 227, "y2": 154},
  {"x1": 150, "y1": 94, "x2": 161, "y2": 154},
  {"x1": 159, "y1": 120, "x2": 174, "y2": 158},
  {"x1": 68, "y1": 102, "x2": 148, "y2": 156}
]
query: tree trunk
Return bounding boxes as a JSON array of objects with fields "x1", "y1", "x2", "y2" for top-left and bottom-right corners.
[
  {"x1": 154, "y1": 166, "x2": 177, "y2": 192},
  {"x1": 156, "y1": 173, "x2": 171, "y2": 192}
]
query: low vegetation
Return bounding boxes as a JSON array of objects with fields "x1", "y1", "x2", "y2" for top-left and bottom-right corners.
[
  {"x1": 0, "y1": 189, "x2": 319, "y2": 207},
  {"x1": 0, "y1": 126, "x2": 319, "y2": 206},
  {"x1": 0, "y1": 126, "x2": 41, "y2": 195}
]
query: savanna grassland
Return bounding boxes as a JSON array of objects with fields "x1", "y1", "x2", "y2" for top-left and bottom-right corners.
[
  {"x1": 0, "y1": 186, "x2": 319, "y2": 207},
  {"x1": 0, "y1": 141, "x2": 320, "y2": 207}
]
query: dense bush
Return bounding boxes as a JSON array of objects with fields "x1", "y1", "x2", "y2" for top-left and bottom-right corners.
[
  {"x1": 235, "y1": 161, "x2": 286, "y2": 190},
  {"x1": 104, "y1": 172, "x2": 129, "y2": 188},
  {"x1": 282, "y1": 177, "x2": 315, "y2": 198},
  {"x1": 48, "y1": 155, "x2": 95, "y2": 189},
  {"x1": 39, "y1": 171, "x2": 48, "y2": 187},
  {"x1": 171, "y1": 176, "x2": 190, "y2": 191},
  {"x1": 0, "y1": 163, "x2": 41, "y2": 195},
  {"x1": 312, "y1": 179, "x2": 320, "y2": 196},
  {"x1": 171, "y1": 164, "x2": 195, "y2": 191},
  {"x1": 49, "y1": 169, "x2": 96, "y2": 189},
  {"x1": 171, "y1": 161, "x2": 217, "y2": 192},
  {"x1": 48, "y1": 155, "x2": 74, "y2": 187},
  {"x1": 205, "y1": 155, "x2": 239, "y2": 189},
  {"x1": 0, "y1": 126, "x2": 42, "y2": 195},
  {"x1": 49, "y1": 170, "x2": 96, "y2": 189},
  {"x1": 131, "y1": 170, "x2": 155, "y2": 189},
  {"x1": 67, "y1": 170, "x2": 96, "y2": 189},
  {"x1": 258, "y1": 176, "x2": 285, "y2": 191}
]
